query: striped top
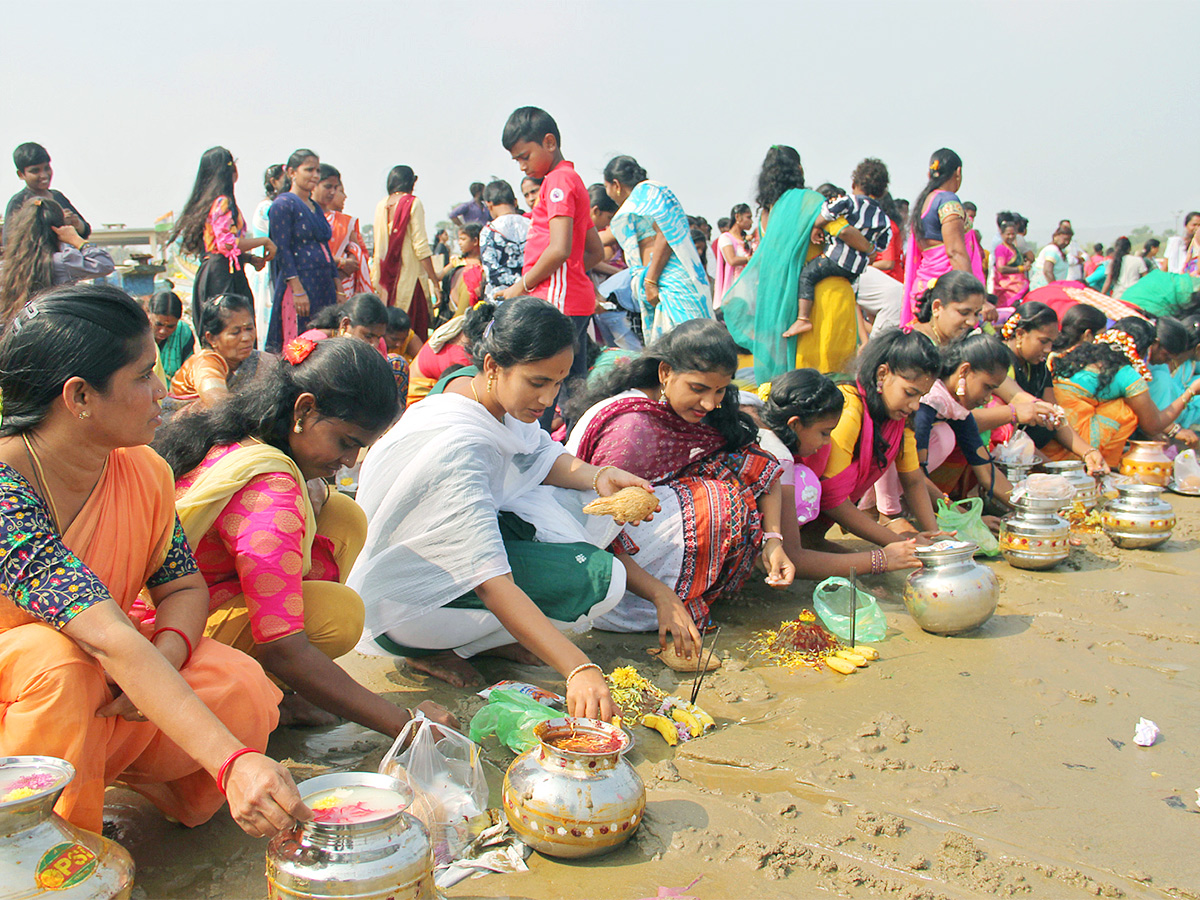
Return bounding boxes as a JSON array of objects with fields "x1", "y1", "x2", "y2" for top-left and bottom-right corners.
[{"x1": 821, "y1": 194, "x2": 891, "y2": 276}]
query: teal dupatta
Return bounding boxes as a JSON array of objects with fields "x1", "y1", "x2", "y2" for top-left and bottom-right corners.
[{"x1": 720, "y1": 188, "x2": 824, "y2": 383}]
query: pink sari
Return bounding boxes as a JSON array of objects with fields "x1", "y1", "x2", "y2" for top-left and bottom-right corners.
[
  {"x1": 900, "y1": 225, "x2": 986, "y2": 325},
  {"x1": 803, "y1": 383, "x2": 907, "y2": 510}
]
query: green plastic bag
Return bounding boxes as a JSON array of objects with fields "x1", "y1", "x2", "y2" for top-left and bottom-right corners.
[
  {"x1": 468, "y1": 688, "x2": 558, "y2": 753},
  {"x1": 935, "y1": 497, "x2": 999, "y2": 556},
  {"x1": 812, "y1": 577, "x2": 888, "y2": 643}
]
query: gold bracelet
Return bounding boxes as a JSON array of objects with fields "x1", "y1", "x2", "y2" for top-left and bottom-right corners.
[
  {"x1": 566, "y1": 662, "x2": 602, "y2": 685},
  {"x1": 591, "y1": 465, "x2": 615, "y2": 493}
]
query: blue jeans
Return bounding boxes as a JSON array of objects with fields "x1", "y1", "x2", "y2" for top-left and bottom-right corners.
[{"x1": 595, "y1": 309, "x2": 643, "y2": 350}]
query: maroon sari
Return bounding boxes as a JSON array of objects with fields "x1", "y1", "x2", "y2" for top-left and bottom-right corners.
[{"x1": 574, "y1": 396, "x2": 782, "y2": 627}]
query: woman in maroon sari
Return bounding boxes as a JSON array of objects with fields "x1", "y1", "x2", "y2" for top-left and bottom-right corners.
[
  {"x1": 371, "y1": 166, "x2": 441, "y2": 342},
  {"x1": 566, "y1": 319, "x2": 794, "y2": 633},
  {"x1": 801, "y1": 328, "x2": 943, "y2": 549}
]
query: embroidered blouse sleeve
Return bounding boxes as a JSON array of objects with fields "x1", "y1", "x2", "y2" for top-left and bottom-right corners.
[
  {"x1": 0, "y1": 471, "x2": 110, "y2": 629},
  {"x1": 213, "y1": 471, "x2": 309, "y2": 643},
  {"x1": 146, "y1": 514, "x2": 200, "y2": 588},
  {"x1": 936, "y1": 192, "x2": 965, "y2": 225}
]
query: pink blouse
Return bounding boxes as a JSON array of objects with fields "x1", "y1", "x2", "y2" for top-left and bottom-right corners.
[{"x1": 176, "y1": 444, "x2": 339, "y2": 643}]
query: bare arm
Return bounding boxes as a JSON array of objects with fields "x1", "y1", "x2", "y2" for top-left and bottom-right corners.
[
  {"x1": 898, "y1": 466, "x2": 939, "y2": 532},
  {"x1": 824, "y1": 497, "x2": 918, "y2": 548},
  {"x1": 583, "y1": 225, "x2": 604, "y2": 272},
  {"x1": 720, "y1": 243, "x2": 751, "y2": 267},
  {"x1": 939, "y1": 216, "x2": 970, "y2": 271},
  {"x1": 63, "y1": 600, "x2": 308, "y2": 836}
]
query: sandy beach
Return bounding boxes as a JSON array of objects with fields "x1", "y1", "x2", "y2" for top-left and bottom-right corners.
[{"x1": 109, "y1": 494, "x2": 1200, "y2": 900}]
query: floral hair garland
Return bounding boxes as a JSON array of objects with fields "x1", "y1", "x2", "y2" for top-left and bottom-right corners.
[
  {"x1": 1000, "y1": 313, "x2": 1021, "y2": 341},
  {"x1": 1096, "y1": 329, "x2": 1151, "y2": 381},
  {"x1": 283, "y1": 337, "x2": 317, "y2": 365}
]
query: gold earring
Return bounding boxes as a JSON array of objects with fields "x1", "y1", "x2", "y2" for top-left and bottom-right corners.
[
  {"x1": 487, "y1": 373, "x2": 495, "y2": 393},
  {"x1": 78, "y1": 410, "x2": 90, "y2": 419}
]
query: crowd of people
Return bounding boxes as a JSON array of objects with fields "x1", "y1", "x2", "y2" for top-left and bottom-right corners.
[{"x1": 0, "y1": 112, "x2": 1198, "y2": 846}]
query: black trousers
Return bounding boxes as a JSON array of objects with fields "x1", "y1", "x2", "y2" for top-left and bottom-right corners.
[{"x1": 797, "y1": 254, "x2": 856, "y2": 303}]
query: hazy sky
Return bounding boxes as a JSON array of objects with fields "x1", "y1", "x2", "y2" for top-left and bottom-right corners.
[{"x1": 2, "y1": 1, "x2": 1194, "y2": 247}]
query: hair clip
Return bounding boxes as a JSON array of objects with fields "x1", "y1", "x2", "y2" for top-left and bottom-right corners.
[
  {"x1": 930, "y1": 159, "x2": 940, "y2": 174},
  {"x1": 282, "y1": 337, "x2": 317, "y2": 365},
  {"x1": 483, "y1": 319, "x2": 495, "y2": 339},
  {"x1": 757, "y1": 382, "x2": 773, "y2": 403},
  {"x1": 926, "y1": 277, "x2": 938, "y2": 291}
]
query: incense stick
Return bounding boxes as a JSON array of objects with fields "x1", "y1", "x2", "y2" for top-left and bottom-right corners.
[
  {"x1": 691, "y1": 627, "x2": 721, "y2": 705},
  {"x1": 849, "y1": 567, "x2": 857, "y2": 649}
]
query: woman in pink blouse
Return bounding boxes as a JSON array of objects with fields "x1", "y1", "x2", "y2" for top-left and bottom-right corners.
[
  {"x1": 153, "y1": 337, "x2": 455, "y2": 736},
  {"x1": 172, "y1": 147, "x2": 277, "y2": 333}
]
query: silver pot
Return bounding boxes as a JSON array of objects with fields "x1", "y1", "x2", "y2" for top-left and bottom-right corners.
[
  {"x1": 1041, "y1": 460, "x2": 1100, "y2": 510},
  {"x1": 503, "y1": 718, "x2": 645, "y2": 859},
  {"x1": 1102, "y1": 483, "x2": 1175, "y2": 550},
  {"x1": 267, "y1": 772, "x2": 434, "y2": 900},
  {"x1": 997, "y1": 460, "x2": 1038, "y2": 486},
  {"x1": 903, "y1": 541, "x2": 1000, "y2": 635},
  {"x1": 0, "y1": 756, "x2": 134, "y2": 900},
  {"x1": 1000, "y1": 495, "x2": 1071, "y2": 570}
]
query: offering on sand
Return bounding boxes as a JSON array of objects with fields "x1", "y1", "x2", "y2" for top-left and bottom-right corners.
[
  {"x1": 1065, "y1": 500, "x2": 1103, "y2": 533},
  {"x1": 583, "y1": 486, "x2": 658, "y2": 523},
  {"x1": 749, "y1": 610, "x2": 878, "y2": 674},
  {"x1": 606, "y1": 666, "x2": 715, "y2": 746}
]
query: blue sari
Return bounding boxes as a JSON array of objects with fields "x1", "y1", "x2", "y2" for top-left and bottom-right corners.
[
  {"x1": 1150, "y1": 360, "x2": 1200, "y2": 429},
  {"x1": 610, "y1": 181, "x2": 711, "y2": 341}
]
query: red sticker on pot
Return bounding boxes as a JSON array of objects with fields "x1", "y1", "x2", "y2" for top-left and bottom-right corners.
[{"x1": 35, "y1": 841, "x2": 97, "y2": 890}]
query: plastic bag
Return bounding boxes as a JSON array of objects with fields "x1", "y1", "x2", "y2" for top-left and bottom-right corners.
[
  {"x1": 468, "y1": 688, "x2": 558, "y2": 753},
  {"x1": 994, "y1": 430, "x2": 1037, "y2": 464},
  {"x1": 1174, "y1": 449, "x2": 1200, "y2": 492},
  {"x1": 812, "y1": 577, "x2": 888, "y2": 643},
  {"x1": 379, "y1": 716, "x2": 489, "y2": 866},
  {"x1": 1015, "y1": 474, "x2": 1075, "y2": 502},
  {"x1": 935, "y1": 497, "x2": 999, "y2": 557}
]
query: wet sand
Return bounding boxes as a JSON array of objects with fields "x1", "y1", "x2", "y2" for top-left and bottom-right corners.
[{"x1": 113, "y1": 495, "x2": 1200, "y2": 899}]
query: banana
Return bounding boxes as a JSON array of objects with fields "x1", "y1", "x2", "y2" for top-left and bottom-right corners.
[
  {"x1": 642, "y1": 713, "x2": 680, "y2": 745},
  {"x1": 826, "y1": 656, "x2": 857, "y2": 675},
  {"x1": 686, "y1": 703, "x2": 716, "y2": 730},
  {"x1": 834, "y1": 649, "x2": 868, "y2": 667},
  {"x1": 854, "y1": 645, "x2": 879, "y2": 660},
  {"x1": 611, "y1": 715, "x2": 623, "y2": 730},
  {"x1": 671, "y1": 707, "x2": 704, "y2": 737}
]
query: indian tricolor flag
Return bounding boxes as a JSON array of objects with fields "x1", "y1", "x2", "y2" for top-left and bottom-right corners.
[{"x1": 154, "y1": 210, "x2": 174, "y2": 232}]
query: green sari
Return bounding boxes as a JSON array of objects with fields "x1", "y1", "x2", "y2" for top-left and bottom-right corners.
[{"x1": 158, "y1": 321, "x2": 195, "y2": 380}]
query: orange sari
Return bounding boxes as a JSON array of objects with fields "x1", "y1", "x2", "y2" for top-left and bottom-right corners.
[
  {"x1": 1042, "y1": 380, "x2": 1138, "y2": 467},
  {"x1": 0, "y1": 445, "x2": 280, "y2": 833},
  {"x1": 327, "y1": 210, "x2": 373, "y2": 297}
]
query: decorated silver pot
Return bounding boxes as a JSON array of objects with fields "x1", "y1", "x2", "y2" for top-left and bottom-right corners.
[
  {"x1": 903, "y1": 541, "x2": 1000, "y2": 635},
  {"x1": 1000, "y1": 495, "x2": 1071, "y2": 570},
  {"x1": 503, "y1": 717, "x2": 644, "y2": 859},
  {"x1": 1101, "y1": 483, "x2": 1175, "y2": 550},
  {"x1": 0, "y1": 756, "x2": 134, "y2": 900},
  {"x1": 266, "y1": 772, "x2": 434, "y2": 900},
  {"x1": 1041, "y1": 460, "x2": 1100, "y2": 510}
]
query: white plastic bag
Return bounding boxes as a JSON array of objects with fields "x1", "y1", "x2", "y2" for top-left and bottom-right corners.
[
  {"x1": 379, "y1": 715, "x2": 489, "y2": 866},
  {"x1": 995, "y1": 430, "x2": 1037, "y2": 464},
  {"x1": 1173, "y1": 449, "x2": 1200, "y2": 492}
]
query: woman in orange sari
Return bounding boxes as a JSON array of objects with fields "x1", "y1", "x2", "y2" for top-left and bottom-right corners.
[
  {"x1": 0, "y1": 283, "x2": 307, "y2": 837},
  {"x1": 1048, "y1": 317, "x2": 1200, "y2": 465},
  {"x1": 315, "y1": 164, "x2": 372, "y2": 298}
]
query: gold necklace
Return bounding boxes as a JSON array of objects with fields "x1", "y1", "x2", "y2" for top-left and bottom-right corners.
[
  {"x1": 22, "y1": 434, "x2": 61, "y2": 531},
  {"x1": 470, "y1": 379, "x2": 482, "y2": 404}
]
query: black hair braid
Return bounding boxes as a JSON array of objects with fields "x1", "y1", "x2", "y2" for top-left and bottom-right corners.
[{"x1": 760, "y1": 369, "x2": 844, "y2": 453}]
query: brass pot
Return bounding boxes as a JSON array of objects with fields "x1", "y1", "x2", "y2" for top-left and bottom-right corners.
[
  {"x1": 1120, "y1": 440, "x2": 1172, "y2": 486},
  {"x1": 0, "y1": 756, "x2": 134, "y2": 900},
  {"x1": 503, "y1": 718, "x2": 645, "y2": 859}
]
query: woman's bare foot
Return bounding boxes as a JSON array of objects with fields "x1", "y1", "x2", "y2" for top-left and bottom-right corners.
[
  {"x1": 278, "y1": 692, "x2": 340, "y2": 728},
  {"x1": 782, "y1": 317, "x2": 813, "y2": 338},
  {"x1": 406, "y1": 652, "x2": 483, "y2": 689},
  {"x1": 481, "y1": 642, "x2": 546, "y2": 667}
]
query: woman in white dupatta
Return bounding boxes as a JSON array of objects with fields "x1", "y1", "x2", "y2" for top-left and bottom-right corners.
[{"x1": 349, "y1": 298, "x2": 697, "y2": 719}]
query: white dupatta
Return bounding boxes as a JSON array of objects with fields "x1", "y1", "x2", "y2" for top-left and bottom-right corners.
[{"x1": 348, "y1": 391, "x2": 622, "y2": 641}]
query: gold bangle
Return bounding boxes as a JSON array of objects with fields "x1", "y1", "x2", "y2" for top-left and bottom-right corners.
[
  {"x1": 591, "y1": 465, "x2": 615, "y2": 493},
  {"x1": 566, "y1": 662, "x2": 602, "y2": 685}
]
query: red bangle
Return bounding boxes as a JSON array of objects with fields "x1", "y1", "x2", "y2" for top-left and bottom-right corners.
[
  {"x1": 152, "y1": 626, "x2": 194, "y2": 669},
  {"x1": 217, "y1": 747, "x2": 258, "y2": 796}
]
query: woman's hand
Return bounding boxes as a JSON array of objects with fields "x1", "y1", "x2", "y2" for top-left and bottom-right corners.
[
  {"x1": 245, "y1": 254, "x2": 266, "y2": 272},
  {"x1": 810, "y1": 225, "x2": 825, "y2": 245},
  {"x1": 306, "y1": 478, "x2": 329, "y2": 517},
  {"x1": 1010, "y1": 395, "x2": 1053, "y2": 426},
  {"x1": 97, "y1": 691, "x2": 146, "y2": 722},
  {"x1": 1082, "y1": 447, "x2": 1109, "y2": 475},
  {"x1": 643, "y1": 279, "x2": 660, "y2": 307},
  {"x1": 883, "y1": 538, "x2": 921, "y2": 570},
  {"x1": 566, "y1": 668, "x2": 615, "y2": 722},
  {"x1": 412, "y1": 699, "x2": 459, "y2": 732},
  {"x1": 223, "y1": 752, "x2": 312, "y2": 838},
  {"x1": 52, "y1": 224, "x2": 85, "y2": 247},
  {"x1": 261, "y1": 238, "x2": 277, "y2": 261},
  {"x1": 293, "y1": 289, "x2": 310, "y2": 317},
  {"x1": 981, "y1": 515, "x2": 1004, "y2": 534},
  {"x1": 500, "y1": 281, "x2": 525, "y2": 301},
  {"x1": 337, "y1": 256, "x2": 357, "y2": 275},
  {"x1": 762, "y1": 537, "x2": 795, "y2": 588},
  {"x1": 1177, "y1": 428, "x2": 1200, "y2": 447},
  {"x1": 653, "y1": 592, "x2": 702, "y2": 659},
  {"x1": 914, "y1": 529, "x2": 955, "y2": 546},
  {"x1": 595, "y1": 468, "x2": 660, "y2": 523}
]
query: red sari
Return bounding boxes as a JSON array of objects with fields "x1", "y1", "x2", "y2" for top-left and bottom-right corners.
[{"x1": 573, "y1": 396, "x2": 781, "y2": 627}]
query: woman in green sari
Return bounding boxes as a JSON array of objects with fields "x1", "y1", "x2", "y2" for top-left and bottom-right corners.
[
  {"x1": 722, "y1": 146, "x2": 873, "y2": 385},
  {"x1": 149, "y1": 290, "x2": 195, "y2": 380}
]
